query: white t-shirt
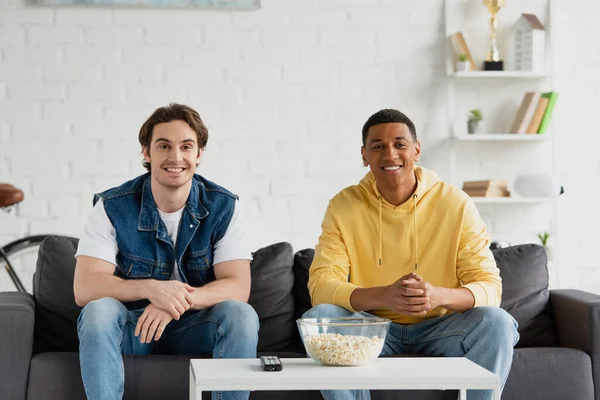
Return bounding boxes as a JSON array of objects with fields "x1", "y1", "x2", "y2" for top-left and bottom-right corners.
[{"x1": 76, "y1": 198, "x2": 252, "y2": 281}]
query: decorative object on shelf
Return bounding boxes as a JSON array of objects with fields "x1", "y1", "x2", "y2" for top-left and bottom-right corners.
[
  {"x1": 537, "y1": 231, "x2": 550, "y2": 246},
  {"x1": 36, "y1": 0, "x2": 261, "y2": 9},
  {"x1": 513, "y1": 14, "x2": 546, "y2": 73},
  {"x1": 482, "y1": 0, "x2": 505, "y2": 71},
  {"x1": 450, "y1": 32, "x2": 478, "y2": 71},
  {"x1": 514, "y1": 174, "x2": 563, "y2": 197},
  {"x1": 537, "y1": 231, "x2": 555, "y2": 261},
  {"x1": 456, "y1": 54, "x2": 470, "y2": 72},
  {"x1": 463, "y1": 179, "x2": 510, "y2": 197},
  {"x1": 467, "y1": 109, "x2": 484, "y2": 134}
]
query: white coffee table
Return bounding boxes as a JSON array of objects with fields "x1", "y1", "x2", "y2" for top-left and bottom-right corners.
[{"x1": 189, "y1": 357, "x2": 500, "y2": 400}]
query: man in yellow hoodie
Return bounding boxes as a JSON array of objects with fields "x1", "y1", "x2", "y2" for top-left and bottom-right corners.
[{"x1": 304, "y1": 109, "x2": 519, "y2": 400}]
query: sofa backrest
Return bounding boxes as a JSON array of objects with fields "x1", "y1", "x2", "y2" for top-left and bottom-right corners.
[
  {"x1": 494, "y1": 244, "x2": 557, "y2": 347},
  {"x1": 32, "y1": 236, "x2": 305, "y2": 354},
  {"x1": 31, "y1": 236, "x2": 556, "y2": 354},
  {"x1": 247, "y1": 242, "x2": 297, "y2": 353},
  {"x1": 290, "y1": 243, "x2": 557, "y2": 348},
  {"x1": 33, "y1": 236, "x2": 81, "y2": 353}
]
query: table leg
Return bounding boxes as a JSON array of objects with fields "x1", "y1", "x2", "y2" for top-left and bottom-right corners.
[
  {"x1": 189, "y1": 366, "x2": 196, "y2": 400},
  {"x1": 459, "y1": 389, "x2": 467, "y2": 399},
  {"x1": 494, "y1": 377, "x2": 501, "y2": 400},
  {"x1": 189, "y1": 387, "x2": 202, "y2": 400}
]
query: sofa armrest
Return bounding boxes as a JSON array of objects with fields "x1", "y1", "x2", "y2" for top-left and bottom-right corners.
[
  {"x1": 0, "y1": 292, "x2": 35, "y2": 400},
  {"x1": 550, "y1": 289, "x2": 600, "y2": 399}
]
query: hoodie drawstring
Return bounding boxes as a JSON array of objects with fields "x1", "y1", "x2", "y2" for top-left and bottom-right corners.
[
  {"x1": 378, "y1": 195, "x2": 382, "y2": 267},
  {"x1": 413, "y1": 193, "x2": 418, "y2": 271},
  {"x1": 378, "y1": 193, "x2": 419, "y2": 270}
]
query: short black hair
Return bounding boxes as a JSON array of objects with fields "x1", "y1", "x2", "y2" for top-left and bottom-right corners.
[{"x1": 361, "y1": 109, "x2": 417, "y2": 146}]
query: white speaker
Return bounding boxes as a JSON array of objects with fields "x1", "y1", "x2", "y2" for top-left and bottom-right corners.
[{"x1": 514, "y1": 174, "x2": 562, "y2": 198}]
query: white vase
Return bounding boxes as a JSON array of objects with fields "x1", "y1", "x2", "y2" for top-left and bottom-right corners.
[
  {"x1": 467, "y1": 120, "x2": 484, "y2": 134},
  {"x1": 456, "y1": 61, "x2": 470, "y2": 72}
]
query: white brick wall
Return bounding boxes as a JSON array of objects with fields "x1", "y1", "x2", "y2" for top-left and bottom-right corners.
[{"x1": 0, "y1": 0, "x2": 599, "y2": 294}]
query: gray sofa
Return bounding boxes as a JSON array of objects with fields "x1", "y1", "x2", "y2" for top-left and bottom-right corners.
[{"x1": 1, "y1": 236, "x2": 599, "y2": 400}]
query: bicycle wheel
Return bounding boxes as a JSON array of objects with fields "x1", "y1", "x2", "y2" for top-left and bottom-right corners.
[{"x1": 0, "y1": 235, "x2": 49, "y2": 293}]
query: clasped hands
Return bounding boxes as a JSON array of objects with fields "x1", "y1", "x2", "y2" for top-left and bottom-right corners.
[
  {"x1": 135, "y1": 280, "x2": 196, "y2": 344},
  {"x1": 385, "y1": 272, "x2": 443, "y2": 317}
]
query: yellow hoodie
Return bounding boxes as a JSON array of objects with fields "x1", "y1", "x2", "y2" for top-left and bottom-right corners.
[{"x1": 308, "y1": 166, "x2": 501, "y2": 324}]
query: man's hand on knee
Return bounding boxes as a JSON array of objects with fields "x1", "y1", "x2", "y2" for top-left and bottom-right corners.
[
  {"x1": 147, "y1": 280, "x2": 196, "y2": 320},
  {"x1": 135, "y1": 303, "x2": 173, "y2": 344}
]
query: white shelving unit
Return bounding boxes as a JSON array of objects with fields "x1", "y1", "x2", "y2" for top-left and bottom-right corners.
[
  {"x1": 444, "y1": 0, "x2": 559, "y2": 285},
  {"x1": 453, "y1": 71, "x2": 548, "y2": 79},
  {"x1": 453, "y1": 133, "x2": 551, "y2": 141},
  {"x1": 444, "y1": 0, "x2": 555, "y2": 184},
  {"x1": 471, "y1": 197, "x2": 552, "y2": 205}
]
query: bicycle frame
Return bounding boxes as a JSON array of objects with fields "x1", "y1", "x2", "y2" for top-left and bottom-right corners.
[
  {"x1": 0, "y1": 246, "x2": 26, "y2": 292},
  {"x1": 1, "y1": 204, "x2": 48, "y2": 293},
  {"x1": 0, "y1": 235, "x2": 49, "y2": 293}
]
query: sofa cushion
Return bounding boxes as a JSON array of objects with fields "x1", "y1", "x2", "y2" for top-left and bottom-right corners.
[
  {"x1": 33, "y1": 236, "x2": 81, "y2": 353},
  {"x1": 248, "y1": 242, "x2": 297, "y2": 353},
  {"x1": 28, "y1": 352, "x2": 316, "y2": 400},
  {"x1": 503, "y1": 347, "x2": 594, "y2": 400},
  {"x1": 293, "y1": 248, "x2": 314, "y2": 320},
  {"x1": 494, "y1": 244, "x2": 557, "y2": 347}
]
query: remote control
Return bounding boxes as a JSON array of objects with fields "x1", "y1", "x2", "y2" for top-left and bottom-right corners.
[{"x1": 260, "y1": 356, "x2": 283, "y2": 371}]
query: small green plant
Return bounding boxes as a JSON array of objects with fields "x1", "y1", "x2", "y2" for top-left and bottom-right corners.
[
  {"x1": 458, "y1": 54, "x2": 468, "y2": 62},
  {"x1": 468, "y1": 109, "x2": 482, "y2": 122},
  {"x1": 537, "y1": 232, "x2": 550, "y2": 247}
]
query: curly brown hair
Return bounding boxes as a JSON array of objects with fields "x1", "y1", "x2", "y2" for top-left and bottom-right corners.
[{"x1": 139, "y1": 103, "x2": 209, "y2": 172}]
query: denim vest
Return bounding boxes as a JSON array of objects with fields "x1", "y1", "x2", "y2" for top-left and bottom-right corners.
[{"x1": 93, "y1": 173, "x2": 237, "y2": 309}]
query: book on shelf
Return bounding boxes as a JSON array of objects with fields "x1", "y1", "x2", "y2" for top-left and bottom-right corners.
[
  {"x1": 509, "y1": 92, "x2": 540, "y2": 134},
  {"x1": 462, "y1": 179, "x2": 510, "y2": 197},
  {"x1": 526, "y1": 96, "x2": 549, "y2": 133},
  {"x1": 537, "y1": 91, "x2": 559, "y2": 134},
  {"x1": 509, "y1": 91, "x2": 559, "y2": 135},
  {"x1": 450, "y1": 32, "x2": 477, "y2": 71},
  {"x1": 462, "y1": 179, "x2": 508, "y2": 189},
  {"x1": 464, "y1": 188, "x2": 511, "y2": 197}
]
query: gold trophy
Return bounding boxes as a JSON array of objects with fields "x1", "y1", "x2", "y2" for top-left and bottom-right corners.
[{"x1": 483, "y1": 0, "x2": 505, "y2": 70}]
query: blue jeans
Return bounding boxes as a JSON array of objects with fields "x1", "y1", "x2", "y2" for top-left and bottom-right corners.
[
  {"x1": 77, "y1": 297, "x2": 259, "y2": 400},
  {"x1": 302, "y1": 304, "x2": 519, "y2": 400}
]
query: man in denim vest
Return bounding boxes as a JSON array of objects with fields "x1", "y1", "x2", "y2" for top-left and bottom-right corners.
[{"x1": 73, "y1": 103, "x2": 259, "y2": 400}]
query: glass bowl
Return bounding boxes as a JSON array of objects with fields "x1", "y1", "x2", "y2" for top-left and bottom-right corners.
[{"x1": 297, "y1": 317, "x2": 391, "y2": 366}]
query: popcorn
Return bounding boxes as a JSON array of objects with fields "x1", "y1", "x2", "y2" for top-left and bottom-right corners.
[{"x1": 303, "y1": 332, "x2": 384, "y2": 366}]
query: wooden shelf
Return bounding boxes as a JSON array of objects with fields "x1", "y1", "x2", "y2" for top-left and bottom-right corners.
[
  {"x1": 471, "y1": 197, "x2": 553, "y2": 204},
  {"x1": 453, "y1": 71, "x2": 548, "y2": 79},
  {"x1": 453, "y1": 133, "x2": 550, "y2": 141}
]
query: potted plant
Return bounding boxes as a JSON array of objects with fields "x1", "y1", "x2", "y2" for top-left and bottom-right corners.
[
  {"x1": 537, "y1": 231, "x2": 555, "y2": 261},
  {"x1": 467, "y1": 109, "x2": 484, "y2": 134},
  {"x1": 456, "y1": 54, "x2": 470, "y2": 72}
]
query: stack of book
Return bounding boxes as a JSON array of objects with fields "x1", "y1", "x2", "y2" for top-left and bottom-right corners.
[
  {"x1": 462, "y1": 180, "x2": 510, "y2": 198},
  {"x1": 509, "y1": 91, "x2": 559, "y2": 134}
]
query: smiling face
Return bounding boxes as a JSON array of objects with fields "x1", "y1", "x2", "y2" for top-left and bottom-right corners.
[
  {"x1": 361, "y1": 122, "x2": 421, "y2": 193},
  {"x1": 143, "y1": 119, "x2": 202, "y2": 190}
]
